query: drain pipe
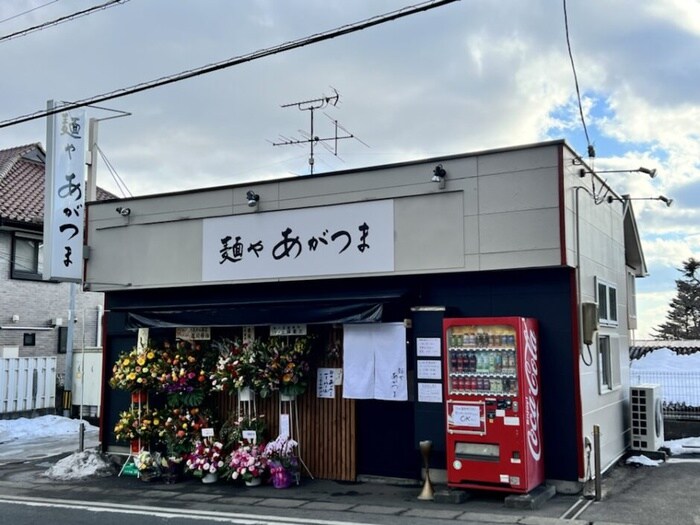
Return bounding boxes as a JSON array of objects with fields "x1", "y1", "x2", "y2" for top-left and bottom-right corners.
[{"x1": 594, "y1": 424, "x2": 601, "y2": 501}]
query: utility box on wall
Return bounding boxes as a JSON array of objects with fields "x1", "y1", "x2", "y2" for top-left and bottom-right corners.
[{"x1": 72, "y1": 348, "x2": 103, "y2": 417}]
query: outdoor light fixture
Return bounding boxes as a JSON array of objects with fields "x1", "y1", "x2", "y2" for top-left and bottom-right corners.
[
  {"x1": 606, "y1": 194, "x2": 673, "y2": 207},
  {"x1": 578, "y1": 166, "x2": 657, "y2": 178},
  {"x1": 431, "y1": 164, "x2": 447, "y2": 190},
  {"x1": 246, "y1": 190, "x2": 260, "y2": 208},
  {"x1": 115, "y1": 206, "x2": 131, "y2": 216}
]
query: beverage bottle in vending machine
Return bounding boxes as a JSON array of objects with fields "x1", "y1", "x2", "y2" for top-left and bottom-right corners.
[
  {"x1": 484, "y1": 377, "x2": 491, "y2": 392},
  {"x1": 469, "y1": 352, "x2": 477, "y2": 372}
]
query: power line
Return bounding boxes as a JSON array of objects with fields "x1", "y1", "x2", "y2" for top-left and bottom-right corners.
[
  {"x1": 0, "y1": 0, "x2": 460, "y2": 130},
  {"x1": 0, "y1": 0, "x2": 129, "y2": 44},
  {"x1": 562, "y1": 0, "x2": 594, "y2": 158},
  {"x1": 0, "y1": 0, "x2": 61, "y2": 25}
]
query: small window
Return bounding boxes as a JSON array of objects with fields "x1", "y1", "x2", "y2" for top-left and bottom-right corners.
[
  {"x1": 596, "y1": 277, "x2": 618, "y2": 327},
  {"x1": 23, "y1": 333, "x2": 36, "y2": 346},
  {"x1": 597, "y1": 334, "x2": 621, "y2": 393},
  {"x1": 11, "y1": 234, "x2": 44, "y2": 281}
]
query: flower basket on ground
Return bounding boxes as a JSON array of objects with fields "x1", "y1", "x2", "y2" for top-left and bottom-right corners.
[
  {"x1": 109, "y1": 346, "x2": 164, "y2": 391},
  {"x1": 263, "y1": 435, "x2": 299, "y2": 488},
  {"x1": 185, "y1": 439, "x2": 225, "y2": 480},
  {"x1": 226, "y1": 443, "x2": 267, "y2": 485},
  {"x1": 134, "y1": 450, "x2": 162, "y2": 482}
]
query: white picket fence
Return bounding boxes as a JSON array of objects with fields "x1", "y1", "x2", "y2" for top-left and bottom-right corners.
[{"x1": 0, "y1": 357, "x2": 56, "y2": 414}]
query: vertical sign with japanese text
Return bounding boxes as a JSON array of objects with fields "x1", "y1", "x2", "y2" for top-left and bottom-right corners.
[
  {"x1": 202, "y1": 200, "x2": 394, "y2": 281},
  {"x1": 44, "y1": 107, "x2": 86, "y2": 282}
]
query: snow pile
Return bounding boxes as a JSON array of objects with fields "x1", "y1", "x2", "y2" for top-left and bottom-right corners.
[
  {"x1": 44, "y1": 450, "x2": 115, "y2": 480},
  {"x1": 626, "y1": 455, "x2": 662, "y2": 467},
  {"x1": 0, "y1": 415, "x2": 97, "y2": 442},
  {"x1": 664, "y1": 436, "x2": 700, "y2": 456}
]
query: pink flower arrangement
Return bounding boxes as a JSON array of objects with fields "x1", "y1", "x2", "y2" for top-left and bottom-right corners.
[
  {"x1": 185, "y1": 439, "x2": 224, "y2": 475},
  {"x1": 226, "y1": 444, "x2": 267, "y2": 482}
]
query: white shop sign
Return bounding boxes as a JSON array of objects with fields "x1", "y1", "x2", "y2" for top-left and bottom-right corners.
[{"x1": 202, "y1": 200, "x2": 394, "y2": 282}]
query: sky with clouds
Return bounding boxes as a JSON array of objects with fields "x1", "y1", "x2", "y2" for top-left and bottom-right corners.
[{"x1": 1, "y1": 0, "x2": 698, "y2": 338}]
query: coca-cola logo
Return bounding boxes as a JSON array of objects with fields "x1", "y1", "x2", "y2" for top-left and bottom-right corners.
[{"x1": 524, "y1": 326, "x2": 542, "y2": 461}]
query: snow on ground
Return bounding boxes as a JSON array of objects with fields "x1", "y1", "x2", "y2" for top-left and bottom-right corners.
[
  {"x1": 663, "y1": 436, "x2": 700, "y2": 456},
  {"x1": 626, "y1": 455, "x2": 663, "y2": 467},
  {"x1": 0, "y1": 414, "x2": 97, "y2": 443},
  {"x1": 43, "y1": 450, "x2": 115, "y2": 480}
]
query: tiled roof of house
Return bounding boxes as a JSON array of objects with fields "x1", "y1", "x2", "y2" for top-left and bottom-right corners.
[{"x1": 0, "y1": 143, "x2": 116, "y2": 228}]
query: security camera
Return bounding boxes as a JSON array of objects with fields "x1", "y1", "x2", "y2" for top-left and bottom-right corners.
[
  {"x1": 246, "y1": 191, "x2": 259, "y2": 208},
  {"x1": 116, "y1": 206, "x2": 131, "y2": 216}
]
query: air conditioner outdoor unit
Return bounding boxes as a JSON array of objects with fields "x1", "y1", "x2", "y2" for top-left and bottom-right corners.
[{"x1": 630, "y1": 384, "x2": 664, "y2": 452}]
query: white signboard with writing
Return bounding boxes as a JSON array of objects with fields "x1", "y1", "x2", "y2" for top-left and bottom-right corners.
[
  {"x1": 175, "y1": 327, "x2": 211, "y2": 341},
  {"x1": 451, "y1": 404, "x2": 481, "y2": 428},
  {"x1": 43, "y1": 108, "x2": 86, "y2": 282},
  {"x1": 417, "y1": 382, "x2": 443, "y2": 403},
  {"x1": 202, "y1": 200, "x2": 394, "y2": 282},
  {"x1": 137, "y1": 328, "x2": 149, "y2": 353},
  {"x1": 417, "y1": 360, "x2": 442, "y2": 380},
  {"x1": 416, "y1": 337, "x2": 441, "y2": 357},
  {"x1": 317, "y1": 368, "x2": 336, "y2": 399},
  {"x1": 279, "y1": 414, "x2": 290, "y2": 438}
]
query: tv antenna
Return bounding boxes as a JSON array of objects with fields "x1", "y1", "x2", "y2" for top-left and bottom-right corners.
[{"x1": 271, "y1": 88, "x2": 368, "y2": 174}]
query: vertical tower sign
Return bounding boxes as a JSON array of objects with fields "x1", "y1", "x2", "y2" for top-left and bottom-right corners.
[{"x1": 44, "y1": 103, "x2": 86, "y2": 282}]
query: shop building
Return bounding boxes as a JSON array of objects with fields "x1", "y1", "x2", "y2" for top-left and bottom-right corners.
[{"x1": 86, "y1": 139, "x2": 645, "y2": 490}]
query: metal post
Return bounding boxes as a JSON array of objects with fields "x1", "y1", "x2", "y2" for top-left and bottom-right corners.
[
  {"x1": 63, "y1": 282, "x2": 76, "y2": 417},
  {"x1": 593, "y1": 424, "x2": 601, "y2": 501},
  {"x1": 79, "y1": 422, "x2": 85, "y2": 452},
  {"x1": 86, "y1": 118, "x2": 98, "y2": 202}
]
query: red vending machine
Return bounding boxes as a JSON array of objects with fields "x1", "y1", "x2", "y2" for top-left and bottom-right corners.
[{"x1": 443, "y1": 316, "x2": 543, "y2": 493}]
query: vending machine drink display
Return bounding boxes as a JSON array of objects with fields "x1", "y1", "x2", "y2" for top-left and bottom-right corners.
[{"x1": 443, "y1": 316, "x2": 543, "y2": 493}]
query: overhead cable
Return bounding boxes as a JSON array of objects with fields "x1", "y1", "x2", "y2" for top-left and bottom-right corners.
[
  {"x1": 562, "y1": 0, "x2": 594, "y2": 158},
  {"x1": 0, "y1": 0, "x2": 129, "y2": 44},
  {"x1": 0, "y1": 0, "x2": 460, "y2": 130},
  {"x1": 0, "y1": 0, "x2": 61, "y2": 25}
]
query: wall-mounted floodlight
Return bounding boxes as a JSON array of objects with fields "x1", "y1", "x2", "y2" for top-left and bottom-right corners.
[
  {"x1": 606, "y1": 194, "x2": 673, "y2": 207},
  {"x1": 431, "y1": 164, "x2": 447, "y2": 190},
  {"x1": 115, "y1": 206, "x2": 131, "y2": 216},
  {"x1": 580, "y1": 166, "x2": 657, "y2": 178},
  {"x1": 246, "y1": 190, "x2": 260, "y2": 209}
]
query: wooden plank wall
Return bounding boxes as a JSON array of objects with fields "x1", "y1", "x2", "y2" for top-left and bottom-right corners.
[{"x1": 215, "y1": 358, "x2": 356, "y2": 481}]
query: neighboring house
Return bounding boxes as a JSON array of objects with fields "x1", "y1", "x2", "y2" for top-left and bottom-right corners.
[
  {"x1": 86, "y1": 139, "x2": 646, "y2": 491},
  {"x1": 0, "y1": 143, "x2": 111, "y2": 416}
]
